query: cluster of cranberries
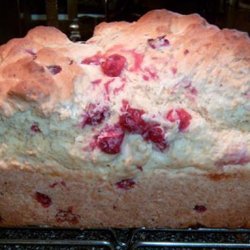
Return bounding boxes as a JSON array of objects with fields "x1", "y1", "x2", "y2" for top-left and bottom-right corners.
[
  {"x1": 80, "y1": 43, "x2": 192, "y2": 156},
  {"x1": 119, "y1": 105, "x2": 168, "y2": 152},
  {"x1": 82, "y1": 102, "x2": 168, "y2": 154},
  {"x1": 82, "y1": 100, "x2": 191, "y2": 155},
  {"x1": 82, "y1": 36, "x2": 170, "y2": 77}
]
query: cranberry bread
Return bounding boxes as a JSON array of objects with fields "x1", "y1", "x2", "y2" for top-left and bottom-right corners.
[{"x1": 0, "y1": 9, "x2": 249, "y2": 228}]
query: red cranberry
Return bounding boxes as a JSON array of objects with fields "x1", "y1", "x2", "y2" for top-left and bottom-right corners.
[
  {"x1": 116, "y1": 179, "x2": 135, "y2": 190},
  {"x1": 143, "y1": 124, "x2": 168, "y2": 151},
  {"x1": 194, "y1": 205, "x2": 207, "y2": 213},
  {"x1": 119, "y1": 107, "x2": 146, "y2": 134},
  {"x1": 97, "y1": 124, "x2": 125, "y2": 154},
  {"x1": 143, "y1": 67, "x2": 159, "y2": 80},
  {"x1": 129, "y1": 51, "x2": 144, "y2": 72},
  {"x1": 46, "y1": 65, "x2": 62, "y2": 75},
  {"x1": 49, "y1": 182, "x2": 58, "y2": 188},
  {"x1": 171, "y1": 67, "x2": 177, "y2": 75},
  {"x1": 60, "y1": 181, "x2": 67, "y2": 187},
  {"x1": 55, "y1": 207, "x2": 80, "y2": 224},
  {"x1": 101, "y1": 54, "x2": 126, "y2": 77},
  {"x1": 137, "y1": 165, "x2": 143, "y2": 171},
  {"x1": 91, "y1": 79, "x2": 102, "y2": 85},
  {"x1": 121, "y1": 99, "x2": 129, "y2": 112},
  {"x1": 189, "y1": 86, "x2": 198, "y2": 95},
  {"x1": 81, "y1": 103, "x2": 110, "y2": 128},
  {"x1": 35, "y1": 192, "x2": 52, "y2": 208},
  {"x1": 166, "y1": 108, "x2": 192, "y2": 131},
  {"x1": 147, "y1": 36, "x2": 170, "y2": 49},
  {"x1": 30, "y1": 122, "x2": 41, "y2": 133},
  {"x1": 81, "y1": 54, "x2": 103, "y2": 65}
]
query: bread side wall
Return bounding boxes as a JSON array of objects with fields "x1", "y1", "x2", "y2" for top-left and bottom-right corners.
[{"x1": 0, "y1": 167, "x2": 249, "y2": 228}]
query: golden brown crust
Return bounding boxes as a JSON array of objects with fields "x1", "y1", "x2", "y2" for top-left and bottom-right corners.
[
  {"x1": 0, "y1": 9, "x2": 249, "y2": 117},
  {"x1": 5, "y1": 58, "x2": 54, "y2": 102},
  {"x1": 25, "y1": 26, "x2": 70, "y2": 49},
  {"x1": 0, "y1": 27, "x2": 85, "y2": 116},
  {"x1": 93, "y1": 10, "x2": 207, "y2": 38}
]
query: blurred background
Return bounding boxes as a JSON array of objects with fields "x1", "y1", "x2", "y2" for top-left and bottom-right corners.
[{"x1": 0, "y1": 0, "x2": 249, "y2": 44}]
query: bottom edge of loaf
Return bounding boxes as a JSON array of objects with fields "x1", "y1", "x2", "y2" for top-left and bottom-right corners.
[{"x1": 0, "y1": 167, "x2": 249, "y2": 228}]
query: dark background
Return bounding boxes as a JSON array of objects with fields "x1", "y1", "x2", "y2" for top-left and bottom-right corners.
[{"x1": 0, "y1": 0, "x2": 249, "y2": 44}]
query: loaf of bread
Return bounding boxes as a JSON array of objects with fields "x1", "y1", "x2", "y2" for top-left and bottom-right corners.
[{"x1": 0, "y1": 9, "x2": 249, "y2": 228}]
